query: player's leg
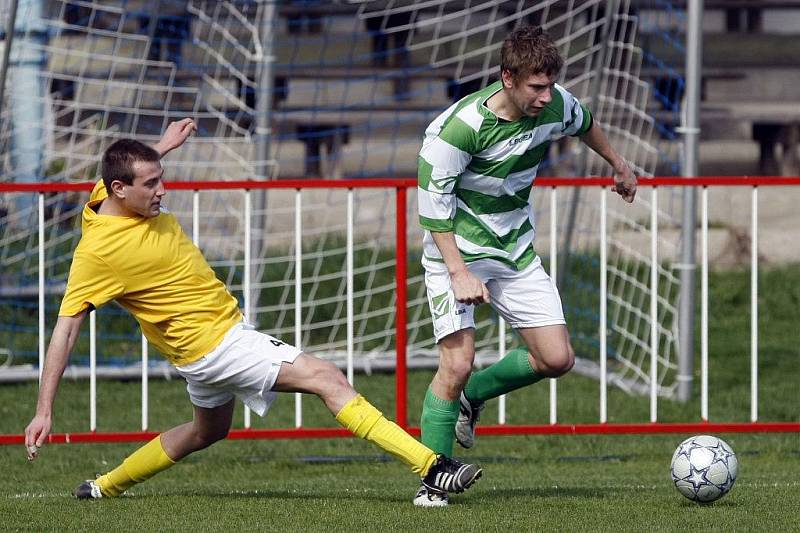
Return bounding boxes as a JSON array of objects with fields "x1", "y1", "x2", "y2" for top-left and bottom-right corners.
[
  {"x1": 455, "y1": 326, "x2": 574, "y2": 450},
  {"x1": 420, "y1": 257, "x2": 479, "y2": 457},
  {"x1": 272, "y1": 353, "x2": 481, "y2": 495},
  {"x1": 463, "y1": 255, "x2": 571, "y2": 403},
  {"x1": 412, "y1": 260, "x2": 482, "y2": 506},
  {"x1": 422, "y1": 328, "x2": 476, "y2": 457},
  {"x1": 457, "y1": 256, "x2": 572, "y2": 448},
  {"x1": 462, "y1": 324, "x2": 574, "y2": 405},
  {"x1": 159, "y1": 399, "x2": 237, "y2": 460},
  {"x1": 409, "y1": 329, "x2": 479, "y2": 506},
  {"x1": 83, "y1": 400, "x2": 235, "y2": 499},
  {"x1": 273, "y1": 354, "x2": 437, "y2": 474},
  {"x1": 516, "y1": 324, "x2": 575, "y2": 378},
  {"x1": 271, "y1": 352, "x2": 355, "y2": 412}
]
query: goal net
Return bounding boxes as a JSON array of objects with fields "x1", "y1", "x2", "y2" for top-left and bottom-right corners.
[{"x1": 0, "y1": 0, "x2": 685, "y2": 398}]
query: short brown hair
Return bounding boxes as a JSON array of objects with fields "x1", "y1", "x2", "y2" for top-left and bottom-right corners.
[
  {"x1": 501, "y1": 25, "x2": 564, "y2": 82},
  {"x1": 101, "y1": 139, "x2": 160, "y2": 195}
]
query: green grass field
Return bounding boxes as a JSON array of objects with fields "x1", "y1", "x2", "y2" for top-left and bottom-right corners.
[{"x1": 0, "y1": 266, "x2": 798, "y2": 531}]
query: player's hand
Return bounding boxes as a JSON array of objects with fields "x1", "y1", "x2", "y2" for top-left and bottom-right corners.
[
  {"x1": 613, "y1": 162, "x2": 637, "y2": 203},
  {"x1": 450, "y1": 269, "x2": 490, "y2": 305},
  {"x1": 154, "y1": 118, "x2": 197, "y2": 157},
  {"x1": 24, "y1": 414, "x2": 51, "y2": 461}
]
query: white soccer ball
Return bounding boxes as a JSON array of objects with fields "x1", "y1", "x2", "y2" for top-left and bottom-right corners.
[{"x1": 670, "y1": 435, "x2": 738, "y2": 503}]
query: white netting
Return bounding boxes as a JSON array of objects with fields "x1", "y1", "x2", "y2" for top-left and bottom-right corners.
[{"x1": 0, "y1": 0, "x2": 684, "y2": 397}]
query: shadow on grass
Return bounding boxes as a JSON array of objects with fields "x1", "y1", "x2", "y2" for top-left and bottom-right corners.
[
  {"x1": 123, "y1": 488, "x2": 414, "y2": 504},
  {"x1": 674, "y1": 498, "x2": 742, "y2": 509},
  {"x1": 479, "y1": 486, "x2": 616, "y2": 499},
  {"x1": 239, "y1": 454, "x2": 526, "y2": 465}
]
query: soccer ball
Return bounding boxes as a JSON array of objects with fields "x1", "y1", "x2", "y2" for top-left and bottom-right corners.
[{"x1": 670, "y1": 435, "x2": 738, "y2": 503}]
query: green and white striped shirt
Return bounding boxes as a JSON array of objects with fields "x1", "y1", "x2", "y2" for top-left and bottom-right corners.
[{"x1": 418, "y1": 80, "x2": 592, "y2": 270}]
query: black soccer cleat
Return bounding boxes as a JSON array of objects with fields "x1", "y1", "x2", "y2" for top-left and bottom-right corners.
[
  {"x1": 74, "y1": 479, "x2": 103, "y2": 500},
  {"x1": 422, "y1": 454, "x2": 482, "y2": 495}
]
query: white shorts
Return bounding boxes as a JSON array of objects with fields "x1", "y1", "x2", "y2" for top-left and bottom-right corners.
[
  {"x1": 176, "y1": 322, "x2": 302, "y2": 416},
  {"x1": 423, "y1": 255, "x2": 566, "y2": 342}
]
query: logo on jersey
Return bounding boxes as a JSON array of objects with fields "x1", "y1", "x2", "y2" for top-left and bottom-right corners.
[
  {"x1": 431, "y1": 292, "x2": 451, "y2": 320},
  {"x1": 508, "y1": 132, "x2": 533, "y2": 146}
]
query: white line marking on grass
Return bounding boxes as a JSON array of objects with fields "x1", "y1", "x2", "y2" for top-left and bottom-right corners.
[{"x1": 11, "y1": 493, "x2": 64, "y2": 498}]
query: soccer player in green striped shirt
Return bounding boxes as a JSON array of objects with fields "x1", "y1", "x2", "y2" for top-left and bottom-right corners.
[{"x1": 414, "y1": 25, "x2": 637, "y2": 507}]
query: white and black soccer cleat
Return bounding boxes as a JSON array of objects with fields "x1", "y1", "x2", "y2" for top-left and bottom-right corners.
[
  {"x1": 422, "y1": 454, "x2": 482, "y2": 495},
  {"x1": 454, "y1": 391, "x2": 484, "y2": 449},
  {"x1": 412, "y1": 485, "x2": 449, "y2": 507},
  {"x1": 74, "y1": 479, "x2": 103, "y2": 500}
]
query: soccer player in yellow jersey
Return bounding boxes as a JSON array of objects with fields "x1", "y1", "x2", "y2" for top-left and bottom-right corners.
[{"x1": 23, "y1": 118, "x2": 481, "y2": 503}]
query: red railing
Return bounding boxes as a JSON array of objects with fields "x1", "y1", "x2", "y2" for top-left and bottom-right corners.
[
  {"x1": 3, "y1": 175, "x2": 800, "y2": 193},
  {"x1": 1, "y1": 175, "x2": 799, "y2": 446}
]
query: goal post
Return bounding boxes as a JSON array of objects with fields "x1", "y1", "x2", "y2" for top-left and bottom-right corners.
[{"x1": 2, "y1": 0, "x2": 691, "y2": 400}]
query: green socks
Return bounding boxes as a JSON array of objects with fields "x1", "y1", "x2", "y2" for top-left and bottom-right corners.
[
  {"x1": 420, "y1": 387, "x2": 460, "y2": 456},
  {"x1": 463, "y1": 348, "x2": 544, "y2": 404},
  {"x1": 420, "y1": 349, "x2": 543, "y2": 455}
]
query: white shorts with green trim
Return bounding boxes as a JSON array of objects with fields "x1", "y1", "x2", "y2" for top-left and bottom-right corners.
[
  {"x1": 423, "y1": 255, "x2": 566, "y2": 342},
  {"x1": 176, "y1": 322, "x2": 301, "y2": 416}
]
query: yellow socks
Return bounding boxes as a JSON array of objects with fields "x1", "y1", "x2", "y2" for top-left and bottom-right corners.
[
  {"x1": 94, "y1": 397, "x2": 436, "y2": 497},
  {"x1": 96, "y1": 435, "x2": 176, "y2": 497},
  {"x1": 336, "y1": 394, "x2": 437, "y2": 477}
]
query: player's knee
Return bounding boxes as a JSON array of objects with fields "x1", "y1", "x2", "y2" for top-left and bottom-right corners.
[
  {"x1": 560, "y1": 345, "x2": 576, "y2": 375},
  {"x1": 441, "y1": 356, "x2": 474, "y2": 384},
  {"x1": 535, "y1": 346, "x2": 574, "y2": 377},
  {"x1": 312, "y1": 358, "x2": 352, "y2": 396},
  {"x1": 207, "y1": 425, "x2": 230, "y2": 444},
  {"x1": 317, "y1": 357, "x2": 346, "y2": 380}
]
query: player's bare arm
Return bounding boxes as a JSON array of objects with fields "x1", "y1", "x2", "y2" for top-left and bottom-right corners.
[
  {"x1": 430, "y1": 231, "x2": 490, "y2": 305},
  {"x1": 579, "y1": 123, "x2": 638, "y2": 203},
  {"x1": 153, "y1": 118, "x2": 197, "y2": 157},
  {"x1": 24, "y1": 310, "x2": 88, "y2": 461}
]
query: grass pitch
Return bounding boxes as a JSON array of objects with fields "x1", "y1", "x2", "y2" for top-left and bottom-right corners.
[
  {"x1": 1, "y1": 266, "x2": 799, "y2": 531},
  {"x1": 0, "y1": 429, "x2": 797, "y2": 532}
]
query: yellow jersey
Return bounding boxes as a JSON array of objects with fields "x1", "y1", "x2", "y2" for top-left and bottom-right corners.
[{"x1": 59, "y1": 180, "x2": 243, "y2": 366}]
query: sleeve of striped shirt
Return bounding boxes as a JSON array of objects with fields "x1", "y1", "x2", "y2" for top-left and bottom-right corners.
[
  {"x1": 560, "y1": 89, "x2": 593, "y2": 137},
  {"x1": 417, "y1": 119, "x2": 476, "y2": 232}
]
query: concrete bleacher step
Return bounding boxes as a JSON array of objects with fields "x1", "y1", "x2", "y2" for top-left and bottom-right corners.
[
  {"x1": 48, "y1": 34, "x2": 149, "y2": 77},
  {"x1": 641, "y1": 31, "x2": 800, "y2": 68},
  {"x1": 49, "y1": 33, "x2": 269, "y2": 78},
  {"x1": 52, "y1": 72, "x2": 243, "y2": 113},
  {"x1": 49, "y1": 25, "x2": 593, "y2": 78},
  {"x1": 282, "y1": 78, "x2": 451, "y2": 109},
  {"x1": 269, "y1": 136, "x2": 768, "y2": 180},
  {"x1": 704, "y1": 67, "x2": 800, "y2": 103},
  {"x1": 270, "y1": 135, "x2": 421, "y2": 178},
  {"x1": 46, "y1": 4, "x2": 800, "y2": 181}
]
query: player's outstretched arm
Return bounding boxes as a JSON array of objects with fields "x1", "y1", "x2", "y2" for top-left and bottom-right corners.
[
  {"x1": 153, "y1": 118, "x2": 197, "y2": 158},
  {"x1": 24, "y1": 310, "x2": 88, "y2": 461},
  {"x1": 579, "y1": 123, "x2": 638, "y2": 203}
]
